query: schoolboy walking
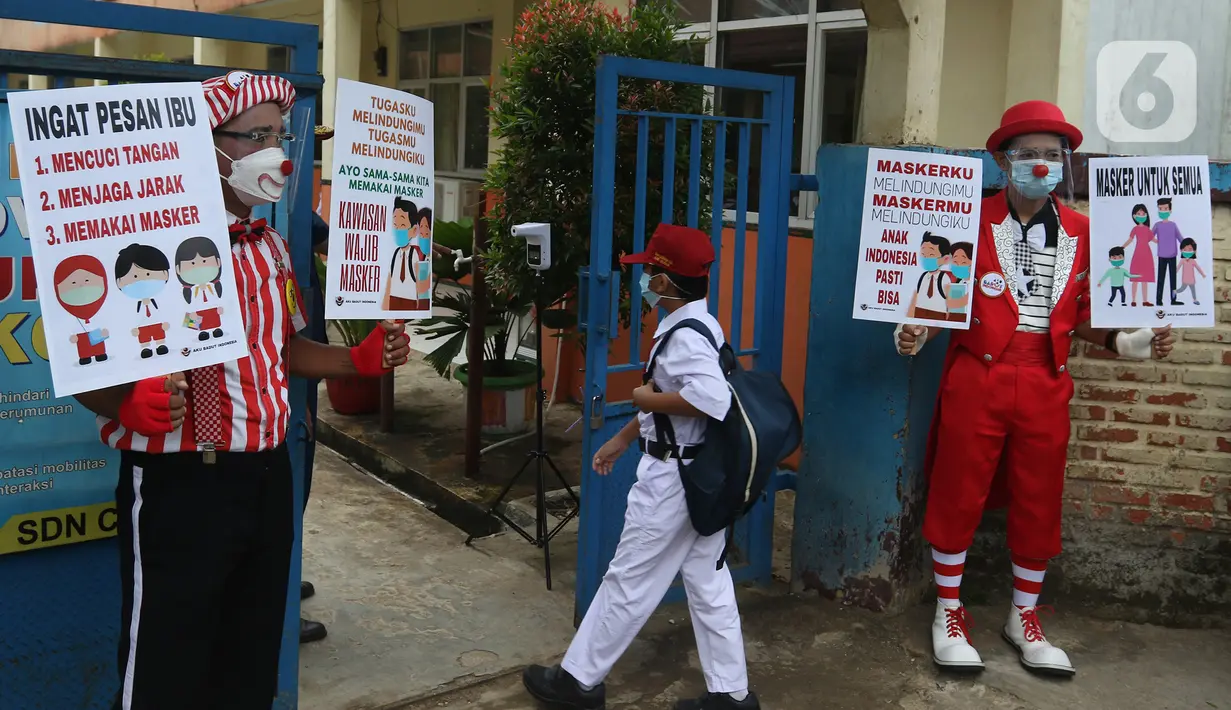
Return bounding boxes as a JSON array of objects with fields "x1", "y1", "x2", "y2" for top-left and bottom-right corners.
[{"x1": 522, "y1": 223, "x2": 758, "y2": 710}]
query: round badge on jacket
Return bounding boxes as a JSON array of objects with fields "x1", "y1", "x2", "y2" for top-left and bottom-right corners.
[{"x1": 979, "y1": 271, "x2": 1007, "y2": 298}]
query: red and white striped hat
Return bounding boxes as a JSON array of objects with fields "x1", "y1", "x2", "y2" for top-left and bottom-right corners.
[{"x1": 201, "y1": 70, "x2": 296, "y2": 130}]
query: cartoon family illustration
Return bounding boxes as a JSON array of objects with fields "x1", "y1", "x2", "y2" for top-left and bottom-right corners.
[
  {"x1": 1106, "y1": 198, "x2": 1206, "y2": 307},
  {"x1": 381, "y1": 196, "x2": 442, "y2": 311},
  {"x1": 906, "y1": 231, "x2": 973, "y2": 322},
  {"x1": 51, "y1": 236, "x2": 231, "y2": 366}
]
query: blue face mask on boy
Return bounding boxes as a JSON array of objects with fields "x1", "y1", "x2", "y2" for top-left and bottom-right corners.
[
  {"x1": 394, "y1": 228, "x2": 411, "y2": 247},
  {"x1": 639, "y1": 272, "x2": 661, "y2": 308},
  {"x1": 121, "y1": 280, "x2": 165, "y2": 301}
]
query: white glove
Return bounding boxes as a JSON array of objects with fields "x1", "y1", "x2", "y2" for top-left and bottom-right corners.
[
  {"x1": 894, "y1": 323, "x2": 928, "y2": 356},
  {"x1": 1116, "y1": 329, "x2": 1155, "y2": 360}
]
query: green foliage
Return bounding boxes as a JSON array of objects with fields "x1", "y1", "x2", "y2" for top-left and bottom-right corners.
[
  {"x1": 484, "y1": 0, "x2": 714, "y2": 319},
  {"x1": 414, "y1": 288, "x2": 532, "y2": 380},
  {"x1": 314, "y1": 254, "x2": 374, "y2": 347}
]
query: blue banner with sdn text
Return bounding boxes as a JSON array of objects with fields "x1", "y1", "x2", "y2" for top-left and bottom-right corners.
[{"x1": 0, "y1": 108, "x2": 120, "y2": 556}]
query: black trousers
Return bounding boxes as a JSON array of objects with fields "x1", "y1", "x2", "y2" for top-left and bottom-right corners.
[
  {"x1": 112, "y1": 446, "x2": 293, "y2": 710},
  {"x1": 1157, "y1": 256, "x2": 1178, "y2": 303}
]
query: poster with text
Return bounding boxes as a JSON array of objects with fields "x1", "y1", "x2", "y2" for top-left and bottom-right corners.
[
  {"x1": 1088, "y1": 155, "x2": 1214, "y2": 329},
  {"x1": 0, "y1": 109, "x2": 120, "y2": 556},
  {"x1": 853, "y1": 148, "x2": 984, "y2": 329},
  {"x1": 7, "y1": 82, "x2": 247, "y2": 398},
  {"x1": 326, "y1": 78, "x2": 434, "y2": 319}
]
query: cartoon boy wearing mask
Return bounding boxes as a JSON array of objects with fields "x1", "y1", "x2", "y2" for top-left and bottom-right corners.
[
  {"x1": 382, "y1": 197, "x2": 420, "y2": 311},
  {"x1": 55, "y1": 255, "x2": 110, "y2": 366},
  {"x1": 116, "y1": 243, "x2": 172, "y2": 358}
]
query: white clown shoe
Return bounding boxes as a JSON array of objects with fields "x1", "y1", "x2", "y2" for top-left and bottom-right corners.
[
  {"x1": 931, "y1": 601, "x2": 985, "y2": 671},
  {"x1": 1002, "y1": 605, "x2": 1076, "y2": 677}
]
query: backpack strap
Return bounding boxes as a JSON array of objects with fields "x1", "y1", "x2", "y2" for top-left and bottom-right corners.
[{"x1": 644, "y1": 319, "x2": 719, "y2": 450}]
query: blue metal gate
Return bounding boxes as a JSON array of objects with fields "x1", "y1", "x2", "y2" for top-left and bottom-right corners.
[
  {"x1": 0, "y1": 3, "x2": 319, "y2": 708},
  {"x1": 577, "y1": 56, "x2": 794, "y2": 621}
]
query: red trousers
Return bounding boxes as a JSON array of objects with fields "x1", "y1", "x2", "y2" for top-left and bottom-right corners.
[
  {"x1": 923, "y1": 333, "x2": 1073, "y2": 560},
  {"x1": 136, "y1": 323, "x2": 167, "y2": 343}
]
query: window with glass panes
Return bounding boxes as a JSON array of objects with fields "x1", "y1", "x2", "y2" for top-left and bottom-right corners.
[
  {"x1": 673, "y1": 0, "x2": 867, "y2": 228},
  {"x1": 398, "y1": 22, "x2": 493, "y2": 176}
]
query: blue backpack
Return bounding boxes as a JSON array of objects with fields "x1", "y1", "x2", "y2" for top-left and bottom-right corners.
[{"x1": 645, "y1": 319, "x2": 803, "y2": 566}]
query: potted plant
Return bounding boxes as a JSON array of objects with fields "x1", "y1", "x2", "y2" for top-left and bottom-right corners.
[
  {"x1": 315, "y1": 254, "x2": 381, "y2": 415},
  {"x1": 414, "y1": 221, "x2": 539, "y2": 433}
]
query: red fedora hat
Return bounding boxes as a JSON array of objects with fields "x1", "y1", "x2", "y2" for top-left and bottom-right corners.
[{"x1": 986, "y1": 100, "x2": 1083, "y2": 153}]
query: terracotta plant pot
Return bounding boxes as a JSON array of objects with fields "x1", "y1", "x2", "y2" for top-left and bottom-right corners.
[
  {"x1": 453, "y1": 359, "x2": 541, "y2": 435},
  {"x1": 326, "y1": 375, "x2": 382, "y2": 415}
]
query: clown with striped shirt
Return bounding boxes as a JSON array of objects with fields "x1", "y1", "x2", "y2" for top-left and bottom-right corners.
[{"x1": 72, "y1": 71, "x2": 411, "y2": 710}]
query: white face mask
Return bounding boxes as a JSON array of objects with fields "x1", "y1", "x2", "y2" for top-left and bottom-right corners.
[{"x1": 217, "y1": 146, "x2": 291, "y2": 206}]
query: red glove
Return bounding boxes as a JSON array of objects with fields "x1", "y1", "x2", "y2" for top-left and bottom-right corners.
[
  {"x1": 350, "y1": 326, "x2": 401, "y2": 377},
  {"x1": 118, "y1": 377, "x2": 174, "y2": 436}
]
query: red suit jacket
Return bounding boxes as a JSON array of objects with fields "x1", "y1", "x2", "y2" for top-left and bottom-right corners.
[{"x1": 924, "y1": 191, "x2": 1092, "y2": 507}]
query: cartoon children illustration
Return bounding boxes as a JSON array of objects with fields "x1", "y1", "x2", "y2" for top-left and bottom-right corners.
[
  {"x1": 116, "y1": 243, "x2": 172, "y2": 358},
  {"x1": 176, "y1": 236, "x2": 226, "y2": 341},
  {"x1": 1152, "y1": 197, "x2": 1185, "y2": 305},
  {"x1": 906, "y1": 231, "x2": 956, "y2": 321},
  {"x1": 412, "y1": 206, "x2": 434, "y2": 310},
  {"x1": 944, "y1": 241, "x2": 973, "y2": 322},
  {"x1": 1097, "y1": 246, "x2": 1140, "y2": 306},
  {"x1": 54, "y1": 255, "x2": 110, "y2": 366},
  {"x1": 1175, "y1": 237, "x2": 1206, "y2": 306},
  {"x1": 1121, "y1": 203, "x2": 1156, "y2": 307},
  {"x1": 381, "y1": 197, "x2": 420, "y2": 311}
]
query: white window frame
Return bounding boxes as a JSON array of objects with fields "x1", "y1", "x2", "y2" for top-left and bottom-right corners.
[
  {"x1": 676, "y1": 4, "x2": 868, "y2": 232},
  {"x1": 397, "y1": 21, "x2": 493, "y2": 181}
]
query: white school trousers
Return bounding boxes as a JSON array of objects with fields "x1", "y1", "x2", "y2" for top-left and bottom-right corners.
[{"x1": 561, "y1": 453, "x2": 748, "y2": 693}]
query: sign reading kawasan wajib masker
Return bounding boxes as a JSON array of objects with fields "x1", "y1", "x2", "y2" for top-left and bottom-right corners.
[{"x1": 0, "y1": 112, "x2": 120, "y2": 556}]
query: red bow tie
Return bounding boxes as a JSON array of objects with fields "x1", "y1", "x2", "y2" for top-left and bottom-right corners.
[{"x1": 229, "y1": 218, "x2": 268, "y2": 244}]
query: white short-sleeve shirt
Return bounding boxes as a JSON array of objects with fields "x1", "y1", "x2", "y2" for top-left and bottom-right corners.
[{"x1": 638, "y1": 298, "x2": 731, "y2": 447}]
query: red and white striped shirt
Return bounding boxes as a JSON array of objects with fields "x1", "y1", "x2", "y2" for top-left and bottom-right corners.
[{"x1": 98, "y1": 214, "x2": 307, "y2": 453}]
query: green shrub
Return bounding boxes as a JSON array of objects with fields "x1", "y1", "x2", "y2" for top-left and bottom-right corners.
[{"x1": 484, "y1": 0, "x2": 713, "y2": 320}]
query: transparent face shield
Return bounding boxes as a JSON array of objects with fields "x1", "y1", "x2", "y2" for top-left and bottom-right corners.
[
  {"x1": 283, "y1": 106, "x2": 315, "y2": 217},
  {"x1": 1000, "y1": 137, "x2": 1076, "y2": 204}
]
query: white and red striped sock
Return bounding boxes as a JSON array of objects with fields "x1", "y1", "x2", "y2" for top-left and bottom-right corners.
[
  {"x1": 1011, "y1": 553, "x2": 1048, "y2": 608},
  {"x1": 932, "y1": 548, "x2": 967, "y2": 608}
]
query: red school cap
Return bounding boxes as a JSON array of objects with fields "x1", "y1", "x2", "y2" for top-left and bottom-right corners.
[{"x1": 619, "y1": 223, "x2": 715, "y2": 278}]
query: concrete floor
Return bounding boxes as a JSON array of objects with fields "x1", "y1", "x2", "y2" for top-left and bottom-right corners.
[
  {"x1": 300, "y1": 444, "x2": 1231, "y2": 710},
  {"x1": 298, "y1": 445, "x2": 578, "y2": 710}
]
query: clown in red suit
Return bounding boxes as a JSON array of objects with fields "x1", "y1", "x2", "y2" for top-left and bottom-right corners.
[
  {"x1": 55, "y1": 255, "x2": 111, "y2": 365},
  {"x1": 895, "y1": 101, "x2": 1176, "y2": 676}
]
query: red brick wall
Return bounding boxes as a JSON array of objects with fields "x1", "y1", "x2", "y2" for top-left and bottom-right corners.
[{"x1": 1064, "y1": 202, "x2": 1231, "y2": 545}]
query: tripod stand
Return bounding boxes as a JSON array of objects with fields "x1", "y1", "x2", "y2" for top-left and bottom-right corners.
[{"x1": 464, "y1": 272, "x2": 580, "y2": 590}]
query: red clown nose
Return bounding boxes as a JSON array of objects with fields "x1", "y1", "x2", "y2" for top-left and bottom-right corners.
[
  {"x1": 280, "y1": 160, "x2": 294, "y2": 176},
  {"x1": 1032, "y1": 163, "x2": 1050, "y2": 178}
]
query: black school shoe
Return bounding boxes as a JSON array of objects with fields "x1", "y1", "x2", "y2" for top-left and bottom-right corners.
[
  {"x1": 523, "y1": 664, "x2": 605, "y2": 709},
  {"x1": 675, "y1": 691, "x2": 761, "y2": 710},
  {"x1": 299, "y1": 618, "x2": 327, "y2": 644}
]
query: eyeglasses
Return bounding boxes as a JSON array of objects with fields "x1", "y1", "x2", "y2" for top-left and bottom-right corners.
[
  {"x1": 1005, "y1": 148, "x2": 1071, "y2": 163},
  {"x1": 214, "y1": 129, "x2": 297, "y2": 145}
]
